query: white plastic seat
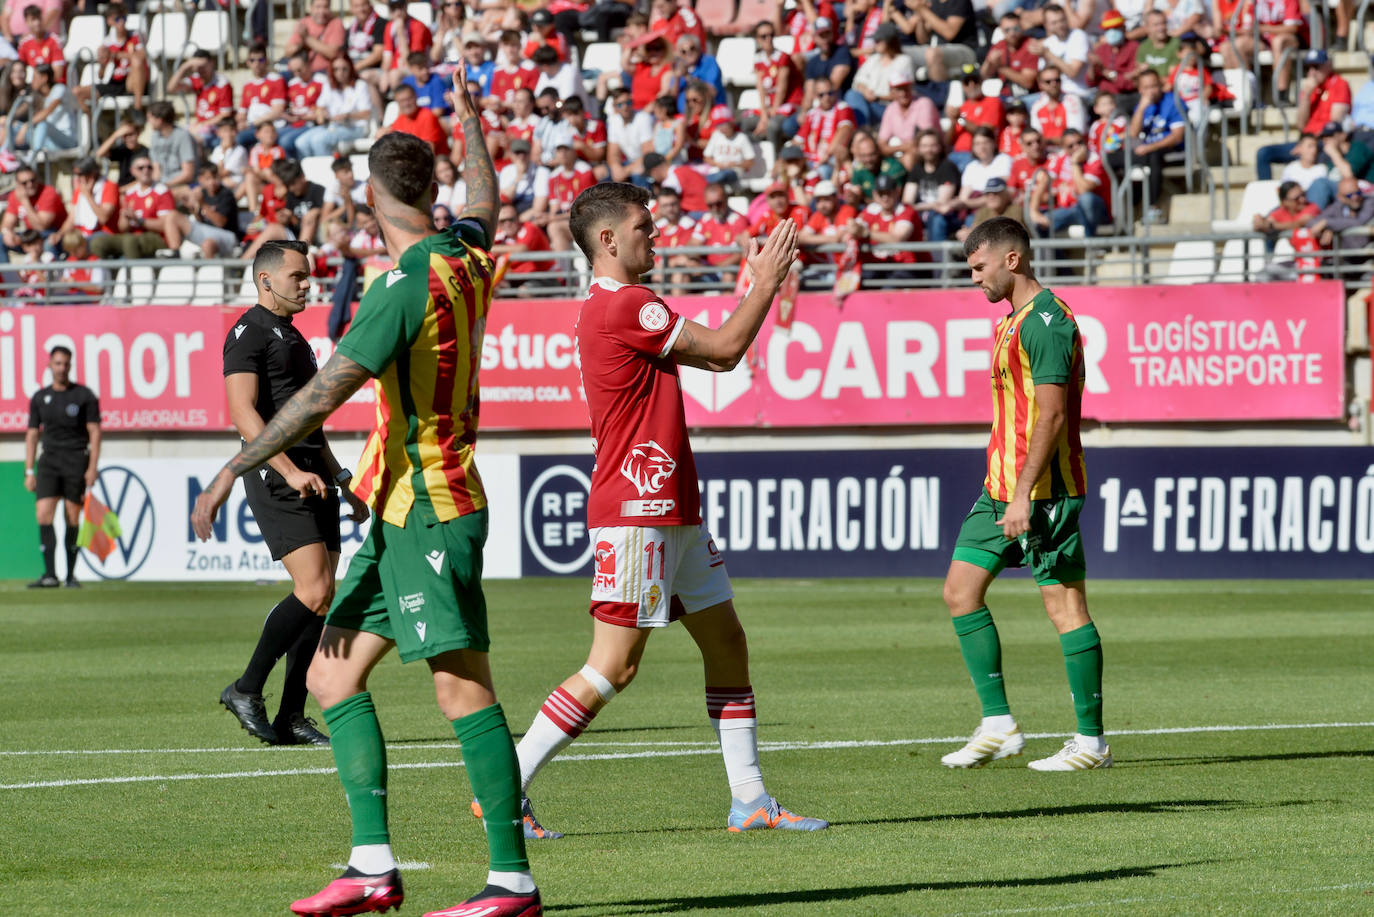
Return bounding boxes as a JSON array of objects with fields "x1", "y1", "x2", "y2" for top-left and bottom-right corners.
[
  {"x1": 349, "y1": 154, "x2": 370, "y2": 181},
  {"x1": 64, "y1": 15, "x2": 106, "y2": 64},
  {"x1": 1215, "y1": 238, "x2": 1266, "y2": 282},
  {"x1": 1212, "y1": 180, "x2": 1280, "y2": 234},
  {"x1": 582, "y1": 41, "x2": 621, "y2": 75},
  {"x1": 187, "y1": 10, "x2": 231, "y2": 65},
  {"x1": 127, "y1": 265, "x2": 157, "y2": 304},
  {"x1": 301, "y1": 155, "x2": 337, "y2": 188},
  {"x1": 774, "y1": 34, "x2": 795, "y2": 55},
  {"x1": 381, "y1": 100, "x2": 399, "y2": 127},
  {"x1": 193, "y1": 264, "x2": 226, "y2": 306},
  {"x1": 1162, "y1": 240, "x2": 1216, "y2": 285},
  {"x1": 149, "y1": 264, "x2": 197, "y2": 305},
  {"x1": 407, "y1": 2, "x2": 434, "y2": 27},
  {"x1": 143, "y1": 12, "x2": 189, "y2": 64},
  {"x1": 735, "y1": 87, "x2": 762, "y2": 112},
  {"x1": 717, "y1": 37, "x2": 757, "y2": 87}
]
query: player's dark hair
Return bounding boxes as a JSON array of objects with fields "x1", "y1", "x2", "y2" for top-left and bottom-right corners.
[
  {"x1": 963, "y1": 216, "x2": 1031, "y2": 261},
  {"x1": 252, "y1": 240, "x2": 310, "y2": 290},
  {"x1": 570, "y1": 182, "x2": 650, "y2": 262},
  {"x1": 368, "y1": 132, "x2": 435, "y2": 207},
  {"x1": 50, "y1": 345, "x2": 73, "y2": 359}
]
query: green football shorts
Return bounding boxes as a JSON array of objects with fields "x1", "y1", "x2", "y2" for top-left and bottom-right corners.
[
  {"x1": 328, "y1": 508, "x2": 490, "y2": 662},
  {"x1": 952, "y1": 490, "x2": 1087, "y2": 586}
]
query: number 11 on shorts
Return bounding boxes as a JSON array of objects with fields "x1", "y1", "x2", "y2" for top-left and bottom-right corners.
[{"x1": 645, "y1": 541, "x2": 666, "y2": 579}]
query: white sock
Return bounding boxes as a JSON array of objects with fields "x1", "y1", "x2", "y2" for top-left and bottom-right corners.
[
  {"x1": 487, "y1": 870, "x2": 536, "y2": 895},
  {"x1": 982, "y1": 714, "x2": 1017, "y2": 733},
  {"x1": 707, "y1": 686, "x2": 766, "y2": 803},
  {"x1": 348, "y1": 843, "x2": 396, "y2": 874},
  {"x1": 1075, "y1": 733, "x2": 1107, "y2": 754},
  {"x1": 516, "y1": 685, "x2": 597, "y2": 792}
]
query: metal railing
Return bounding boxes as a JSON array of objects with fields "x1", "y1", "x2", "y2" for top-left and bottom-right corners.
[{"x1": 4, "y1": 229, "x2": 1373, "y2": 308}]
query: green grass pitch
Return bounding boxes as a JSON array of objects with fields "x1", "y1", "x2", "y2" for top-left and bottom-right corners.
[{"x1": 3, "y1": 577, "x2": 1373, "y2": 916}]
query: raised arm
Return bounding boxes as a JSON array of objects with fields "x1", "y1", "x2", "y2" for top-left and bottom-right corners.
[
  {"x1": 450, "y1": 72, "x2": 497, "y2": 239},
  {"x1": 671, "y1": 218, "x2": 798, "y2": 371}
]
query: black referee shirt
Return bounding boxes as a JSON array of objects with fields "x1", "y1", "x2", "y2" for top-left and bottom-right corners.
[
  {"x1": 28, "y1": 384, "x2": 99, "y2": 454},
  {"x1": 223, "y1": 304, "x2": 326, "y2": 463}
]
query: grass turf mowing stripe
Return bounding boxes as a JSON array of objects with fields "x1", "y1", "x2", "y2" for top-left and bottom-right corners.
[
  {"x1": 2, "y1": 720, "x2": 1371, "y2": 758},
  {"x1": 4, "y1": 720, "x2": 1371, "y2": 790}
]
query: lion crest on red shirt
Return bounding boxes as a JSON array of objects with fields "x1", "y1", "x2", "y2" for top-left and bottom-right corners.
[{"x1": 620, "y1": 440, "x2": 677, "y2": 496}]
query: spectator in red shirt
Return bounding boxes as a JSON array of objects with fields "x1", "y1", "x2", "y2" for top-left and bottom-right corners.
[
  {"x1": 1256, "y1": 0, "x2": 1303, "y2": 96},
  {"x1": 523, "y1": 8, "x2": 571, "y2": 63},
  {"x1": 1007, "y1": 128, "x2": 1049, "y2": 203},
  {"x1": 72, "y1": 2, "x2": 147, "y2": 113},
  {"x1": 697, "y1": 184, "x2": 750, "y2": 269},
  {"x1": 284, "y1": 0, "x2": 346, "y2": 75},
  {"x1": 643, "y1": 150, "x2": 708, "y2": 213},
  {"x1": 946, "y1": 66, "x2": 1005, "y2": 169},
  {"x1": 236, "y1": 41, "x2": 288, "y2": 148},
  {"x1": 649, "y1": 0, "x2": 705, "y2": 51},
  {"x1": 981, "y1": 12, "x2": 1040, "y2": 94},
  {"x1": 16, "y1": 4, "x2": 63, "y2": 83},
  {"x1": 1029, "y1": 128, "x2": 1110, "y2": 237},
  {"x1": 381, "y1": 0, "x2": 432, "y2": 91},
  {"x1": 170, "y1": 49, "x2": 235, "y2": 148},
  {"x1": 799, "y1": 78, "x2": 858, "y2": 175},
  {"x1": 1257, "y1": 48, "x2": 1351, "y2": 179},
  {"x1": 653, "y1": 185, "x2": 704, "y2": 290},
  {"x1": 55, "y1": 156, "x2": 119, "y2": 243},
  {"x1": 749, "y1": 181, "x2": 811, "y2": 239},
  {"x1": 545, "y1": 141, "x2": 596, "y2": 249},
  {"x1": 1253, "y1": 180, "x2": 1320, "y2": 253},
  {"x1": 90, "y1": 154, "x2": 183, "y2": 258},
  {"x1": 1, "y1": 164, "x2": 65, "y2": 251},
  {"x1": 1089, "y1": 10, "x2": 1139, "y2": 106},
  {"x1": 630, "y1": 30, "x2": 675, "y2": 114},
  {"x1": 853, "y1": 173, "x2": 921, "y2": 277},
  {"x1": 740, "y1": 20, "x2": 803, "y2": 150},
  {"x1": 493, "y1": 202, "x2": 555, "y2": 283},
  {"x1": 799, "y1": 179, "x2": 858, "y2": 261},
  {"x1": 380, "y1": 83, "x2": 449, "y2": 155},
  {"x1": 279, "y1": 50, "x2": 324, "y2": 158}
]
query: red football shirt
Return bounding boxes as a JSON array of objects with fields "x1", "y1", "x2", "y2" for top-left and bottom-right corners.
[
  {"x1": 753, "y1": 49, "x2": 803, "y2": 115},
  {"x1": 383, "y1": 18, "x2": 432, "y2": 67},
  {"x1": 1046, "y1": 150, "x2": 1107, "y2": 209},
  {"x1": 697, "y1": 210, "x2": 749, "y2": 265},
  {"x1": 859, "y1": 202, "x2": 920, "y2": 262},
  {"x1": 18, "y1": 33, "x2": 63, "y2": 78},
  {"x1": 123, "y1": 183, "x2": 174, "y2": 233},
  {"x1": 547, "y1": 161, "x2": 597, "y2": 214},
  {"x1": 5, "y1": 183, "x2": 66, "y2": 228},
  {"x1": 800, "y1": 103, "x2": 857, "y2": 165},
  {"x1": 286, "y1": 76, "x2": 323, "y2": 127},
  {"x1": 69, "y1": 179, "x2": 120, "y2": 236},
  {"x1": 577, "y1": 278, "x2": 701, "y2": 527},
  {"x1": 749, "y1": 204, "x2": 811, "y2": 239},
  {"x1": 496, "y1": 221, "x2": 553, "y2": 273},
  {"x1": 242, "y1": 73, "x2": 287, "y2": 124},
  {"x1": 1008, "y1": 155, "x2": 1045, "y2": 196},
  {"x1": 1303, "y1": 72, "x2": 1351, "y2": 134},
  {"x1": 103, "y1": 31, "x2": 143, "y2": 81},
  {"x1": 490, "y1": 64, "x2": 539, "y2": 107},
  {"x1": 191, "y1": 72, "x2": 235, "y2": 124},
  {"x1": 951, "y1": 97, "x2": 1005, "y2": 152}
]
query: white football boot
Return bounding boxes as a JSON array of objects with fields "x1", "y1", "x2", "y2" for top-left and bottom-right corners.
[
  {"x1": 1027, "y1": 738, "x2": 1113, "y2": 771},
  {"x1": 940, "y1": 724, "x2": 1026, "y2": 768}
]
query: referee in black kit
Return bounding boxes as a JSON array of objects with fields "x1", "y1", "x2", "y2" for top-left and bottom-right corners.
[
  {"x1": 218, "y1": 240, "x2": 370, "y2": 746},
  {"x1": 24, "y1": 346, "x2": 101, "y2": 589}
]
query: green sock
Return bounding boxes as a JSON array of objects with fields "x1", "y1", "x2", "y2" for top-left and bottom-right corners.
[
  {"x1": 953, "y1": 607, "x2": 1010, "y2": 717},
  {"x1": 323, "y1": 692, "x2": 390, "y2": 846},
  {"x1": 454, "y1": 704, "x2": 529, "y2": 873},
  {"x1": 1059, "y1": 622, "x2": 1104, "y2": 737}
]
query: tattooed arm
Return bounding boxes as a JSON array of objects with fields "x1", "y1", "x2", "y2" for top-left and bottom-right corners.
[
  {"x1": 451, "y1": 73, "x2": 498, "y2": 243},
  {"x1": 191, "y1": 353, "x2": 373, "y2": 540}
]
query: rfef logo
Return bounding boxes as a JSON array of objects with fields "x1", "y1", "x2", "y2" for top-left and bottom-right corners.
[
  {"x1": 523, "y1": 463, "x2": 593, "y2": 574},
  {"x1": 594, "y1": 540, "x2": 616, "y2": 590}
]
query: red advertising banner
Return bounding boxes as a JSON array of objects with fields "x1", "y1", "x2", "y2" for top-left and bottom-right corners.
[{"x1": 0, "y1": 281, "x2": 1345, "y2": 433}]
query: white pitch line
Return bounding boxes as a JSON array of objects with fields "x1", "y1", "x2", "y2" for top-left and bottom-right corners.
[
  {"x1": 1, "y1": 720, "x2": 1370, "y2": 759},
  {"x1": 2, "y1": 720, "x2": 1371, "y2": 791}
]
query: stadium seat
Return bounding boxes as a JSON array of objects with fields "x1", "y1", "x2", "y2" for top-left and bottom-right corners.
[
  {"x1": 127, "y1": 265, "x2": 157, "y2": 303},
  {"x1": 301, "y1": 155, "x2": 337, "y2": 188},
  {"x1": 717, "y1": 37, "x2": 757, "y2": 87},
  {"x1": 110, "y1": 267, "x2": 129, "y2": 304},
  {"x1": 744, "y1": 138, "x2": 775, "y2": 192},
  {"x1": 407, "y1": 1, "x2": 434, "y2": 27},
  {"x1": 735, "y1": 87, "x2": 762, "y2": 112},
  {"x1": 144, "y1": 12, "x2": 189, "y2": 67},
  {"x1": 1212, "y1": 179, "x2": 1279, "y2": 234},
  {"x1": 194, "y1": 265, "x2": 227, "y2": 306},
  {"x1": 150, "y1": 264, "x2": 197, "y2": 305},
  {"x1": 720, "y1": 0, "x2": 775, "y2": 35},
  {"x1": 981, "y1": 78, "x2": 1003, "y2": 97},
  {"x1": 1162, "y1": 240, "x2": 1216, "y2": 285},
  {"x1": 349, "y1": 154, "x2": 370, "y2": 181},
  {"x1": 1215, "y1": 238, "x2": 1266, "y2": 281},
  {"x1": 582, "y1": 41, "x2": 621, "y2": 76},
  {"x1": 381, "y1": 100, "x2": 399, "y2": 127},
  {"x1": 63, "y1": 15, "x2": 106, "y2": 66},
  {"x1": 774, "y1": 34, "x2": 795, "y2": 55},
  {"x1": 697, "y1": 0, "x2": 735, "y2": 35},
  {"x1": 186, "y1": 10, "x2": 231, "y2": 67}
]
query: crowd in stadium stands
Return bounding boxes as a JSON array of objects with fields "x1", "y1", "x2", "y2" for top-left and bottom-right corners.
[{"x1": 0, "y1": 0, "x2": 1372, "y2": 300}]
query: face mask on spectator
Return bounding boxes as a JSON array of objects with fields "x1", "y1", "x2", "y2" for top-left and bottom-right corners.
[{"x1": 1105, "y1": 29, "x2": 1124, "y2": 45}]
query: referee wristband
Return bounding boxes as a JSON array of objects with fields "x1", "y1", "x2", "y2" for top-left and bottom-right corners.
[
  {"x1": 25, "y1": 467, "x2": 34, "y2": 475},
  {"x1": 334, "y1": 469, "x2": 353, "y2": 486}
]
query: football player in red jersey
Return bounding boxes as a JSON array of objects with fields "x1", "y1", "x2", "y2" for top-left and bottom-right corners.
[{"x1": 498, "y1": 182, "x2": 830, "y2": 838}]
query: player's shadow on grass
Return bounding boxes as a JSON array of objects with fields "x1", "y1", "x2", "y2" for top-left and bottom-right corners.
[
  {"x1": 827, "y1": 797, "x2": 1306, "y2": 827},
  {"x1": 546, "y1": 861, "x2": 1212, "y2": 914},
  {"x1": 1124, "y1": 749, "x2": 1374, "y2": 767}
]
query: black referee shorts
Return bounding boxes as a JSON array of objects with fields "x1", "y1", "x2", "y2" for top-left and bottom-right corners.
[
  {"x1": 35, "y1": 450, "x2": 88, "y2": 503},
  {"x1": 243, "y1": 465, "x2": 343, "y2": 562}
]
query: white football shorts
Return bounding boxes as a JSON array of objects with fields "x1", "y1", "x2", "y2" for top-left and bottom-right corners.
[{"x1": 588, "y1": 523, "x2": 733, "y2": 628}]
